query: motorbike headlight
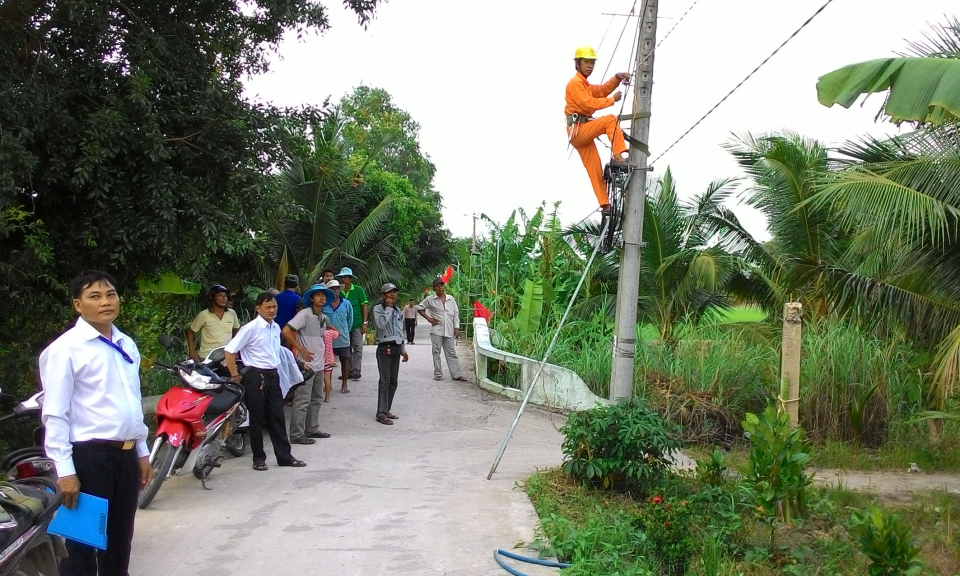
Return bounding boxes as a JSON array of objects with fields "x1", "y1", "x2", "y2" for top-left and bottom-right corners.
[{"x1": 178, "y1": 368, "x2": 220, "y2": 391}]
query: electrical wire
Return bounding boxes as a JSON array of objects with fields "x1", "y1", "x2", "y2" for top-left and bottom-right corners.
[{"x1": 651, "y1": 0, "x2": 837, "y2": 165}]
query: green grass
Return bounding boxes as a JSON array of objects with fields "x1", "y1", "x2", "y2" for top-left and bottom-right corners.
[
  {"x1": 496, "y1": 311, "x2": 955, "y2": 472},
  {"x1": 526, "y1": 468, "x2": 960, "y2": 576}
]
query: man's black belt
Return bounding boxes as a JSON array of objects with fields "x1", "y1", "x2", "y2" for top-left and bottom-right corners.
[
  {"x1": 378, "y1": 341, "x2": 403, "y2": 347},
  {"x1": 248, "y1": 367, "x2": 279, "y2": 373},
  {"x1": 75, "y1": 439, "x2": 137, "y2": 450}
]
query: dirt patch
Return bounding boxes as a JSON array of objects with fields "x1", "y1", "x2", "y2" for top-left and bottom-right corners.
[{"x1": 814, "y1": 468, "x2": 960, "y2": 500}]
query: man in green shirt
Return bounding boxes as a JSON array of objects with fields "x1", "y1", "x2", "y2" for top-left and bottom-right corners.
[{"x1": 336, "y1": 267, "x2": 369, "y2": 380}]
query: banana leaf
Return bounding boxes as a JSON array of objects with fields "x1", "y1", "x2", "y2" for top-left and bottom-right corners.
[
  {"x1": 816, "y1": 58, "x2": 960, "y2": 124},
  {"x1": 517, "y1": 278, "x2": 545, "y2": 336}
]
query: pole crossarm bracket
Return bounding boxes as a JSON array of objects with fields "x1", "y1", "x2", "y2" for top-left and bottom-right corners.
[{"x1": 618, "y1": 111, "x2": 651, "y2": 122}]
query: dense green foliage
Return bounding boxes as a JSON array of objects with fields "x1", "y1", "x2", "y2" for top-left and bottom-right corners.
[
  {"x1": 525, "y1": 404, "x2": 942, "y2": 575},
  {"x1": 0, "y1": 0, "x2": 451, "y2": 404},
  {"x1": 560, "y1": 400, "x2": 681, "y2": 495}
]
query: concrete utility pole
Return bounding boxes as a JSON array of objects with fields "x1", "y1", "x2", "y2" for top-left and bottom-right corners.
[{"x1": 610, "y1": 0, "x2": 659, "y2": 401}]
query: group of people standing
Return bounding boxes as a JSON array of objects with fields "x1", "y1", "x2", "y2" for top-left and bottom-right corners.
[{"x1": 35, "y1": 267, "x2": 467, "y2": 576}]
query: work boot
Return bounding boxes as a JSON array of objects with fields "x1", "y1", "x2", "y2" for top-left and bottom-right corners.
[
  {"x1": 610, "y1": 156, "x2": 628, "y2": 167},
  {"x1": 600, "y1": 204, "x2": 611, "y2": 217}
]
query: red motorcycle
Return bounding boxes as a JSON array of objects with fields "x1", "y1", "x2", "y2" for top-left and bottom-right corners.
[{"x1": 137, "y1": 336, "x2": 247, "y2": 509}]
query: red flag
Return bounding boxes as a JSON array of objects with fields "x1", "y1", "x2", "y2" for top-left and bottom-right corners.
[
  {"x1": 473, "y1": 302, "x2": 492, "y2": 321},
  {"x1": 441, "y1": 265, "x2": 453, "y2": 284}
]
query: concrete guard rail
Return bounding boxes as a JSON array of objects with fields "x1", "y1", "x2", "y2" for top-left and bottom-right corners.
[{"x1": 472, "y1": 317, "x2": 610, "y2": 412}]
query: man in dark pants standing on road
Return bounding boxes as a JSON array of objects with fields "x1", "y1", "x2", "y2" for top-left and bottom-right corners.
[
  {"x1": 373, "y1": 283, "x2": 408, "y2": 425},
  {"x1": 337, "y1": 267, "x2": 369, "y2": 380},
  {"x1": 224, "y1": 291, "x2": 306, "y2": 471},
  {"x1": 40, "y1": 270, "x2": 154, "y2": 576}
]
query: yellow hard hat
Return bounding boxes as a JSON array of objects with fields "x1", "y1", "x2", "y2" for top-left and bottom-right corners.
[{"x1": 574, "y1": 46, "x2": 598, "y2": 60}]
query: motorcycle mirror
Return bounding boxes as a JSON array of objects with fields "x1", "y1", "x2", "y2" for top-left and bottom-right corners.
[
  {"x1": 158, "y1": 334, "x2": 174, "y2": 349},
  {"x1": 19, "y1": 392, "x2": 44, "y2": 411}
]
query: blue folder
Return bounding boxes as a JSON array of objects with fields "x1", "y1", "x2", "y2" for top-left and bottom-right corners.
[{"x1": 47, "y1": 493, "x2": 108, "y2": 550}]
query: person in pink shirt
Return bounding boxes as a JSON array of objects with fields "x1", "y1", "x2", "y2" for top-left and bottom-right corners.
[{"x1": 323, "y1": 325, "x2": 339, "y2": 403}]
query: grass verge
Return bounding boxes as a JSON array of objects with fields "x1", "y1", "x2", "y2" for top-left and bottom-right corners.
[{"x1": 526, "y1": 468, "x2": 960, "y2": 575}]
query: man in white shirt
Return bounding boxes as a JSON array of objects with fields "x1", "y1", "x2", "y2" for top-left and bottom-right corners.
[
  {"x1": 39, "y1": 270, "x2": 154, "y2": 576},
  {"x1": 224, "y1": 292, "x2": 306, "y2": 471},
  {"x1": 417, "y1": 277, "x2": 466, "y2": 382}
]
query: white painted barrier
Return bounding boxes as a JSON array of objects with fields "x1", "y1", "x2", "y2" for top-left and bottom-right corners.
[{"x1": 472, "y1": 317, "x2": 610, "y2": 412}]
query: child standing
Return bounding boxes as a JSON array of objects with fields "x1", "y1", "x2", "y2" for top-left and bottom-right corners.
[{"x1": 322, "y1": 324, "x2": 339, "y2": 403}]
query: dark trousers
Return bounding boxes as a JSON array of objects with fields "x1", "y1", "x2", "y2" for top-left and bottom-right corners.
[
  {"x1": 376, "y1": 343, "x2": 401, "y2": 415},
  {"x1": 242, "y1": 369, "x2": 294, "y2": 465},
  {"x1": 404, "y1": 319, "x2": 417, "y2": 343},
  {"x1": 59, "y1": 443, "x2": 139, "y2": 576}
]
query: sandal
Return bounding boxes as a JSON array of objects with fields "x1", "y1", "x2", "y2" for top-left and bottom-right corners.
[
  {"x1": 253, "y1": 462, "x2": 268, "y2": 471},
  {"x1": 434, "y1": 375, "x2": 442, "y2": 381},
  {"x1": 376, "y1": 414, "x2": 394, "y2": 425},
  {"x1": 280, "y1": 459, "x2": 307, "y2": 467},
  {"x1": 453, "y1": 376, "x2": 468, "y2": 382}
]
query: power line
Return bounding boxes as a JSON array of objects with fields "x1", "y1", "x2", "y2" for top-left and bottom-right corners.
[
  {"x1": 597, "y1": 0, "x2": 626, "y2": 53},
  {"x1": 651, "y1": 0, "x2": 837, "y2": 165},
  {"x1": 601, "y1": 0, "x2": 641, "y2": 79}
]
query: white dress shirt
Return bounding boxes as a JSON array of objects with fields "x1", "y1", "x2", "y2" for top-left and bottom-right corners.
[
  {"x1": 39, "y1": 317, "x2": 149, "y2": 477},
  {"x1": 224, "y1": 315, "x2": 282, "y2": 369},
  {"x1": 417, "y1": 293, "x2": 461, "y2": 338}
]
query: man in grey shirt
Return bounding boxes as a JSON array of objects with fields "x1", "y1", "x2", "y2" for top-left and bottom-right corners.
[
  {"x1": 373, "y1": 283, "x2": 408, "y2": 425},
  {"x1": 282, "y1": 283, "x2": 335, "y2": 443}
]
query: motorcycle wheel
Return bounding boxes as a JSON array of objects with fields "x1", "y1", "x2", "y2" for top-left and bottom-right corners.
[
  {"x1": 225, "y1": 433, "x2": 246, "y2": 457},
  {"x1": 138, "y1": 440, "x2": 175, "y2": 509},
  {"x1": 14, "y1": 556, "x2": 39, "y2": 576}
]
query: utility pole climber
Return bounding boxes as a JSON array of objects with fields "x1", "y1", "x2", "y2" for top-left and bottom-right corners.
[{"x1": 610, "y1": 0, "x2": 659, "y2": 401}]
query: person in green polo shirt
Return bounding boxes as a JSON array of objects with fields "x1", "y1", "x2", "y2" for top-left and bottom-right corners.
[{"x1": 336, "y1": 267, "x2": 369, "y2": 380}]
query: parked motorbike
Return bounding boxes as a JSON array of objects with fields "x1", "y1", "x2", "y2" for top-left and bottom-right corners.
[
  {"x1": 137, "y1": 336, "x2": 248, "y2": 509},
  {"x1": 0, "y1": 388, "x2": 66, "y2": 576}
]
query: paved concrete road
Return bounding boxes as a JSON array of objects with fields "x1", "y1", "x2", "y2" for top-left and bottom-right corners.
[{"x1": 132, "y1": 323, "x2": 564, "y2": 576}]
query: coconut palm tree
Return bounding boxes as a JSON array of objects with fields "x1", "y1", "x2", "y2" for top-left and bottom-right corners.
[
  {"x1": 266, "y1": 113, "x2": 398, "y2": 291},
  {"x1": 810, "y1": 18, "x2": 960, "y2": 408},
  {"x1": 566, "y1": 168, "x2": 742, "y2": 343}
]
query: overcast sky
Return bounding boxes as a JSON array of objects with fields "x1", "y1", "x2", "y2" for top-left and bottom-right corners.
[{"x1": 244, "y1": 0, "x2": 955, "y2": 241}]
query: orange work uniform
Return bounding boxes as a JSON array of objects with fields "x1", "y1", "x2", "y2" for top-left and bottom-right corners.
[{"x1": 564, "y1": 72, "x2": 629, "y2": 207}]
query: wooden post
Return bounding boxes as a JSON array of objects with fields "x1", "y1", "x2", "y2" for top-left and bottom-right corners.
[{"x1": 780, "y1": 303, "x2": 803, "y2": 427}]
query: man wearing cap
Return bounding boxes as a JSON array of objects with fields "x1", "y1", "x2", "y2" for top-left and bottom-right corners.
[
  {"x1": 373, "y1": 283, "x2": 409, "y2": 425},
  {"x1": 282, "y1": 284, "x2": 335, "y2": 443},
  {"x1": 275, "y1": 274, "x2": 301, "y2": 329},
  {"x1": 323, "y1": 278, "x2": 354, "y2": 394},
  {"x1": 336, "y1": 267, "x2": 369, "y2": 380},
  {"x1": 186, "y1": 284, "x2": 240, "y2": 362},
  {"x1": 418, "y1": 277, "x2": 466, "y2": 382}
]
